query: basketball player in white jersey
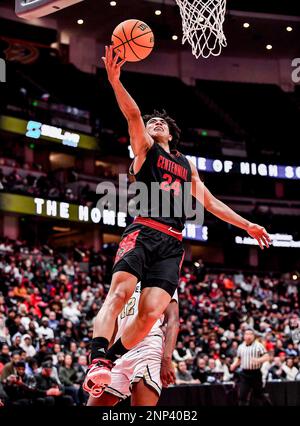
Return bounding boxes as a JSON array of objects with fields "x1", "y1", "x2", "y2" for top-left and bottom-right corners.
[{"x1": 85, "y1": 283, "x2": 179, "y2": 406}]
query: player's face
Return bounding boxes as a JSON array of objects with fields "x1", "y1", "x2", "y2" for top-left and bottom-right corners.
[{"x1": 146, "y1": 117, "x2": 171, "y2": 142}]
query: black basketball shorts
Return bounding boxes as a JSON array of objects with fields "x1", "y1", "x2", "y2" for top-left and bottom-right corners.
[{"x1": 112, "y1": 218, "x2": 185, "y2": 297}]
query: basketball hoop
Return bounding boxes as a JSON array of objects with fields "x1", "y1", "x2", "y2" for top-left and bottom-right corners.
[{"x1": 175, "y1": 0, "x2": 227, "y2": 59}]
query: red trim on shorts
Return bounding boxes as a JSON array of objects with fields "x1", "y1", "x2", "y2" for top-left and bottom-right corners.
[
  {"x1": 179, "y1": 250, "x2": 185, "y2": 272},
  {"x1": 114, "y1": 229, "x2": 141, "y2": 265},
  {"x1": 133, "y1": 217, "x2": 183, "y2": 241}
]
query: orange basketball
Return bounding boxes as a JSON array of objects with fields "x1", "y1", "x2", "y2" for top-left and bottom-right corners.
[{"x1": 111, "y1": 19, "x2": 154, "y2": 62}]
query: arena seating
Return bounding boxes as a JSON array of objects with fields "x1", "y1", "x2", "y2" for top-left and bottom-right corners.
[{"x1": 0, "y1": 238, "x2": 299, "y2": 406}]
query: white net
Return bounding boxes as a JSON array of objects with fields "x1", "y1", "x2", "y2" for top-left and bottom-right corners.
[{"x1": 175, "y1": 0, "x2": 227, "y2": 59}]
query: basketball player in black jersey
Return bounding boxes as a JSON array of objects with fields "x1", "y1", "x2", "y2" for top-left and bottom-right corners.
[{"x1": 83, "y1": 46, "x2": 271, "y2": 397}]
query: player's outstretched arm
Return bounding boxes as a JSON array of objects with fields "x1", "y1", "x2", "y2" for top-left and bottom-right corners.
[
  {"x1": 102, "y1": 45, "x2": 153, "y2": 157},
  {"x1": 189, "y1": 160, "x2": 271, "y2": 250},
  {"x1": 161, "y1": 300, "x2": 180, "y2": 387}
]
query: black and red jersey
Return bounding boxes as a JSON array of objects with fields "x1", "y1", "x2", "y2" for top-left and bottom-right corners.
[{"x1": 130, "y1": 142, "x2": 192, "y2": 231}]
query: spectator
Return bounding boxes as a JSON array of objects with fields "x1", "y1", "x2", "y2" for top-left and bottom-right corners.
[
  {"x1": 218, "y1": 354, "x2": 232, "y2": 382},
  {"x1": 51, "y1": 343, "x2": 62, "y2": 366},
  {"x1": 35, "y1": 342, "x2": 50, "y2": 365},
  {"x1": 0, "y1": 351, "x2": 21, "y2": 382},
  {"x1": 58, "y1": 353, "x2": 79, "y2": 404},
  {"x1": 74, "y1": 354, "x2": 88, "y2": 405},
  {"x1": 175, "y1": 361, "x2": 200, "y2": 385},
  {"x1": 63, "y1": 260, "x2": 75, "y2": 281},
  {"x1": 282, "y1": 358, "x2": 299, "y2": 381},
  {"x1": 48, "y1": 312, "x2": 59, "y2": 332},
  {"x1": 285, "y1": 342, "x2": 298, "y2": 358},
  {"x1": 206, "y1": 358, "x2": 222, "y2": 383},
  {"x1": 0, "y1": 381, "x2": 8, "y2": 407},
  {"x1": 69, "y1": 341, "x2": 79, "y2": 359},
  {"x1": 3, "y1": 361, "x2": 36, "y2": 406},
  {"x1": 187, "y1": 341, "x2": 198, "y2": 359},
  {"x1": 173, "y1": 341, "x2": 193, "y2": 362},
  {"x1": 37, "y1": 318, "x2": 54, "y2": 341},
  {"x1": 56, "y1": 352, "x2": 66, "y2": 370},
  {"x1": 74, "y1": 355, "x2": 88, "y2": 385},
  {"x1": 20, "y1": 334, "x2": 36, "y2": 358},
  {"x1": 5, "y1": 311, "x2": 18, "y2": 337},
  {"x1": 227, "y1": 340, "x2": 239, "y2": 358},
  {"x1": 26, "y1": 358, "x2": 39, "y2": 378},
  {"x1": 279, "y1": 351, "x2": 287, "y2": 365},
  {"x1": 0, "y1": 344, "x2": 11, "y2": 365},
  {"x1": 10, "y1": 333, "x2": 22, "y2": 352},
  {"x1": 0, "y1": 311, "x2": 9, "y2": 342},
  {"x1": 267, "y1": 356, "x2": 286, "y2": 381},
  {"x1": 274, "y1": 339, "x2": 285, "y2": 356},
  {"x1": 62, "y1": 301, "x2": 81, "y2": 325},
  {"x1": 192, "y1": 357, "x2": 209, "y2": 383},
  {"x1": 35, "y1": 360, "x2": 73, "y2": 406},
  {"x1": 261, "y1": 351, "x2": 274, "y2": 382}
]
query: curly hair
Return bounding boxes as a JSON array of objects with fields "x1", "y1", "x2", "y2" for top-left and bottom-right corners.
[{"x1": 142, "y1": 109, "x2": 181, "y2": 149}]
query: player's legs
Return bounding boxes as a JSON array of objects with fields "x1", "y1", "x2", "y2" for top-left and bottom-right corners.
[
  {"x1": 83, "y1": 271, "x2": 137, "y2": 397},
  {"x1": 92, "y1": 271, "x2": 138, "y2": 342},
  {"x1": 116, "y1": 250, "x2": 183, "y2": 349},
  {"x1": 84, "y1": 286, "x2": 170, "y2": 397},
  {"x1": 87, "y1": 393, "x2": 120, "y2": 406},
  {"x1": 91, "y1": 225, "x2": 145, "y2": 349},
  {"x1": 105, "y1": 225, "x2": 181, "y2": 353},
  {"x1": 84, "y1": 228, "x2": 179, "y2": 397},
  {"x1": 120, "y1": 286, "x2": 171, "y2": 349},
  {"x1": 131, "y1": 379, "x2": 160, "y2": 406},
  {"x1": 105, "y1": 253, "x2": 180, "y2": 360},
  {"x1": 130, "y1": 338, "x2": 163, "y2": 406}
]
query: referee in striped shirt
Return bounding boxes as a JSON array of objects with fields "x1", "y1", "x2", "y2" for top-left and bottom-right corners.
[{"x1": 230, "y1": 327, "x2": 269, "y2": 406}]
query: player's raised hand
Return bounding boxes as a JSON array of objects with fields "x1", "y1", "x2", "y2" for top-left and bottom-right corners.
[
  {"x1": 247, "y1": 223, "x2": 271, "y2": 250},
  {"x1": 101, "y1": 45, "x2": 126, "y2": 85}
]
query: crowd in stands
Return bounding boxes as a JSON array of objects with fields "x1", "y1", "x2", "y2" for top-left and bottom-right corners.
[
  {"x1": 0, "y1": 238, "x2": 300, "y2": 406},
  {"x1": 174, "y1": 265, "x2": 300, "y2": 385},
  {"x1": 0, "y1": 166, "x2": 70, "y2": 201},
  {"x1": 0, "y1": 158, "x2": 117, "y2": 205}
]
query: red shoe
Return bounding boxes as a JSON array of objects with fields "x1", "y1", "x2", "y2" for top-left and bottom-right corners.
[{"x1": 82, "y1": 358, "x2": 113, "y2": 398}]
